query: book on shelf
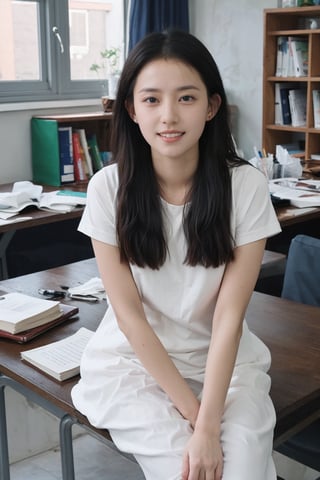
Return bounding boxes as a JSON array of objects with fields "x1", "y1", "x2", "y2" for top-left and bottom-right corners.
[
  {"x1": 288, "y1": 88, "x2": 307, "y2": 127},
  {"x1": 71, "y1": 131, "x2": 88, "y2": 182},
  {"x1": 32, "y1": 118, "x2": 61, "y2": 186},
  {"x1": 21, "y1": 327, "x2": 95, "y2": 381},
  {"x1": 58, "y1": 126, "x2": 75, "y2": 184},
  {"x1": 275, "y1": 36, "x2": 286, "y2": 77},
  {"x1": 275, "y1": 83, "x2": 283, "y2": 125},
  {"x1": 279, "y1": 86, "x2": 292, "y2": 125},
  {"x1": 0, "y1": 303, "x2": 79, "y2": 343},
  {"x1": 87, "y1": 134, "x2": 104, "y2": 172},
  {"x1": 76, "y1": 129, "x2": 94, "y2": 178},
  {"x1": 0, "y1": 292, "x2": 63, "y2": 334},
  {"x1": 310, "y1": 153, "x2": 320, "y2": 161},
  {"x1": 275, "y1": 36, "x2": 295, "y2": 77},
  {"x1": 290, "y1": 37, "x2": 308, "y2": 77},
  {"x1": 312, "y1": 90, "x2": 320, "y2": 129}
]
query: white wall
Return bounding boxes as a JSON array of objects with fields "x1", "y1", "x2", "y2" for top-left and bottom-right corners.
[{"x1": 190, "y1": 0, "x2": 277, "y2": 159}]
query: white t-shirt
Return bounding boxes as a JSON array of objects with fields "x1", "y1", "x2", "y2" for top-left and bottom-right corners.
[{"x1": 78, "y1": 162, "x2": 281, "y2": 379}]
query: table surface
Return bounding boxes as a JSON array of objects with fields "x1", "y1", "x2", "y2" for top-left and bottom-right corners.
[{"x1": 0, "y1": 258, "x2": 319, "y2": 446}]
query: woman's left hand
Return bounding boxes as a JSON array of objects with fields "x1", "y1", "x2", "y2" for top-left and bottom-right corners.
[{"x1": 181, "y1": 430, "x2": 223, "y2": 480}]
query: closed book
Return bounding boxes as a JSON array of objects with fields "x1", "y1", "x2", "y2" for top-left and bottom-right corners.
[
  {"x1": 275, "y1": 83, "x2": 283, "y2": 125},
  {"x1": 280, "y1": 87, "x2": 292, "y2": 125},
  {"x1": 275, "y1": 36, "x2": 285, "y2": 76},
  {"x1": 0, "y1": 304, "x2": 79, "y2": 343},
  {"x1": 312, "y1": 90, "x2": 320, "y2": 128},
  {"x1": 0, "y1": 292, "x2": 61, "y2": 334},
  {"x1": 291, "y1": 37, "x2": 308, "y2": 77},
  {"x1": 72, "y1": 131, "x2": 87, "y2": 182},
  {"x1": 58, "y1": 126, "x2": 75, "y2": 183},
  {"x1": 288, "y1": 89, "x2": 307, "y2": 127},
  {"x1": 76, "y1": 129, "x2": 94, "y2": 178},
  {"x1": 32, "y1": 118, "x2": 61, "y2": 187},
  {"x1": 87, "y1": 134, "x2": 104, "y2": 172}
]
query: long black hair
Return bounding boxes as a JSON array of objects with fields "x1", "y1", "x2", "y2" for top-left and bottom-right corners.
[{"x1": 111, "y1": 30, "x2": 246, "y2": 269}]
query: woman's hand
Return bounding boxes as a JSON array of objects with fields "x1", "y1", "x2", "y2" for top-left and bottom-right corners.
[{"x1": 181, "y1": 430, "x2": 223, "y2": 480}]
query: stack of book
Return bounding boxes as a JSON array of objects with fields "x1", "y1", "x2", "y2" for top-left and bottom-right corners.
[{"x1": 0, "y1": 292, "x2": 79, "y2": 343}]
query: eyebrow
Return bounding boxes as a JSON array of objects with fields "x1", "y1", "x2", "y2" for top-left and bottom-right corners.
[{"x1": 137, "y1": 85, "x2": 200, "y2": 94}]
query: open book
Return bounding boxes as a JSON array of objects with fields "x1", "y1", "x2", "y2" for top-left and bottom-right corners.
[
  {"x1": 21, "y1": 327, "x2": 95, "y2": 381},
  {"x1": 0, "y1": 181, "x2": 86, "y2": 219},
  {"x1": 269, "y1": 178, "x2": 320, "y2": 208},
  {"x1": 0, "y1": 292, "x2": 65, "y2": 334}
]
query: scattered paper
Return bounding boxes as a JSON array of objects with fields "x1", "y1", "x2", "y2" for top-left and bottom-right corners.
[{"x1": 68, "y1": 277, "x2": 106, "y2": 300}]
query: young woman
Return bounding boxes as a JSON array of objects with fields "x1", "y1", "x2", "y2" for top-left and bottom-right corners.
[{"x1": 71, "y1": 30, "x2": 281, "y2": 480}]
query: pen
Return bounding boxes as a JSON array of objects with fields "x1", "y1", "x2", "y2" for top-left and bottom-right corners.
[
  {"x1": 38, "y1": 288, "x2": 66, "y2": 298},
  {"x1": 253, "y1": 146, "x2": 260, "y2": 161},
  {"x1": 67, "y1": 293, "x2": 98, "y2": 302}
]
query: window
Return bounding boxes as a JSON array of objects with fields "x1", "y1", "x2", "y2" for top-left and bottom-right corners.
[{"x1": 0, "y1": 0, "x2": 125, "y2": 103}]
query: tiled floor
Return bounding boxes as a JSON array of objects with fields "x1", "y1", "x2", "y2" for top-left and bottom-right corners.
[
  {"x1": 9, "y1": 433, "x2": 320, "y2": 480},
  {"x1": 10, "y1": 434, "x2": 144, "y2": 480}
]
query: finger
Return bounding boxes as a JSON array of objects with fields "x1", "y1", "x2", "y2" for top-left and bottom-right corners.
[
  {"x1": 215, "y1": 462, "x2": 223, "y2": 480},
  {"x1": 181, "y1": 452, "x2": 190, "y2": 480}
]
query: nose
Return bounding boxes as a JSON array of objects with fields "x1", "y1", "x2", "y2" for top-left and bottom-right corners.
[{"x1": 161, "y1": 99, "x2": 178, "y2": 124}]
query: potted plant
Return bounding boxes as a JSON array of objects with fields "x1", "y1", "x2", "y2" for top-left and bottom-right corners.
[{"x1": 90, "y1": 47, "x2": 121, "y2": 111}]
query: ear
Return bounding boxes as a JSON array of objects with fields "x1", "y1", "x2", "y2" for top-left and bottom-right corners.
[
  {"x1": 207, "y1": 93, "x2": 221, "y2": 121},
  {"x1": 125, "y1": 99, "x2": 138, "y2": 123}
]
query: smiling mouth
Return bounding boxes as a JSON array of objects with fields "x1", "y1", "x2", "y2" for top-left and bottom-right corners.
[{"x1": 158, "y1": 132, "x2": 184, "y2": 138}]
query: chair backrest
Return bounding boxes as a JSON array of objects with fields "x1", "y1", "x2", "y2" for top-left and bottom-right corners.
[{"x1": 281, "y1": 234, "x2": 320, "y2": 307}]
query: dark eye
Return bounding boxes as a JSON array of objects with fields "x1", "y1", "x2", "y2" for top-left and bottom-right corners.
[
  {"x1": 145, "y1": 97, "x2": 158, "y2": 104},
  {"x1": 180, "y1": 95, "x2": 194, "y2": 102}
]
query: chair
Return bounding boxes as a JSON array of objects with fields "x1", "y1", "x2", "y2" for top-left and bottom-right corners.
[{"x1": 276, "y1": 234, "x2": 320, "y2": 477}]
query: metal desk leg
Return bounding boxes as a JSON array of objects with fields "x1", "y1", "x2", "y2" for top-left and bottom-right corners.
[
  {"x1": 0, "y1": 231, "x2": 15, "y2": 280},
  {"x1": 60, "y1": 414, "x2": 76, "y2": 480},
  {"x1": 0, "y1": 384, "x2": 10, "y2": 480}
]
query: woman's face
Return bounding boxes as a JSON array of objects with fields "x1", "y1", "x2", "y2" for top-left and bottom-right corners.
[{"x1": 128, "y1": 58, "x2": 220, "y2": 164}]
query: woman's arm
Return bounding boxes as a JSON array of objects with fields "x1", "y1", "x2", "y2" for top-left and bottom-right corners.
[
  {"x1": 92, "y1": 238, "x2": 200, "y2": 425},
  {"x1": 182, "y1": 238, "x2": 266, "y2": 479},
  {"x1": 196, "y1": 237, "x2": 266, "y2": 435}
]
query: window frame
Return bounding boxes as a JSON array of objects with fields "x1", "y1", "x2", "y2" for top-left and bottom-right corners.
[{"x1": 0, "y1": 0, "x2": 126, "y2": 104}]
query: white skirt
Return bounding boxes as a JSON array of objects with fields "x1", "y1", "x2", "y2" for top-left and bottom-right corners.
[{"x1": 72, "y1": 351, "x2": 277, "y2": 480}]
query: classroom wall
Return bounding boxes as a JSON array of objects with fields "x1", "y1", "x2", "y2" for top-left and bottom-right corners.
[
  {"x1": 0, "y1": 0, "x2": 277, "y2": 185},
  {"x1": 189, "y1": 0, "x2": 277, "y2": 159}
]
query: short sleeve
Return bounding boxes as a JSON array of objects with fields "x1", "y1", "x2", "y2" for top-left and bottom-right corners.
[
  {"x1": 78, "y1": 164, "x2": 118, "y2": 246},
  {"x1": 231, "y1": 164, "x2": 281, "y2": 247}
]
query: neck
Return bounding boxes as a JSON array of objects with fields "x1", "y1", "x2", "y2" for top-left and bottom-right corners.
[{"x1": 153, "y1": 155, "x2": 198, "y2": 206}]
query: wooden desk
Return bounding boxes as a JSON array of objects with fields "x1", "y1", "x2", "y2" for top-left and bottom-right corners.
[
  {"x1": 0, "y1": 183, "x2": 86, "y2": 279},
  {"x1": 0, "y1": 258, "x2": 319, "y2": 479},
  {"x1": 275, "y1": 204, "x2": 320, "y2": 228}
]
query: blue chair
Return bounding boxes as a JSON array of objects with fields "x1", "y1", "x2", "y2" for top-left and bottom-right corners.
[{"x1": 276, "y1": 234, "x2": 320, "y2": 476}]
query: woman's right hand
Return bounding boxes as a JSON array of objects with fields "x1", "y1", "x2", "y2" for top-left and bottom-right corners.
[{"x1": 181, "y1": 429, "x2": 223, "y2": 480}]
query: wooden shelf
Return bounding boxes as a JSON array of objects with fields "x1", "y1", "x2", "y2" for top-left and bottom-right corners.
[
  {"x1": 31, "y1": 112, "x2": 113, "y2": 186},
  {"x1": 262, "y1": 6, "x2": 320, "y2": 160}
]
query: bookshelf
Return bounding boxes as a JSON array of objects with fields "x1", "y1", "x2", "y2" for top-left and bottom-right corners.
[
  {"x1": 31, "y1": 112, "x2": 112, "y2": 186},
  {"x1": 262, "y1": 6, "x2": 320, "y2": 162}
]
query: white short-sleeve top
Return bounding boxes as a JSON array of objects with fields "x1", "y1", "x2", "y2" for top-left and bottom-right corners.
[{"x1": 78, "y1": 163, "x2": 281, "y2": 379}]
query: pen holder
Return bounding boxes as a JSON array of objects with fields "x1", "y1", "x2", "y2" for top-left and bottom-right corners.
[
  {"x1": 257, "y1": 157, "x2": 274, "y2": 180},
  {"x1": 273, "y1": 163, "x2": 285, "y2": 179}
]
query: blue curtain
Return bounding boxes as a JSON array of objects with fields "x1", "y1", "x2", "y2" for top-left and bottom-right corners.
[{"x1": 128, "y1": 0, "x2": 189, "y2": 51}]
